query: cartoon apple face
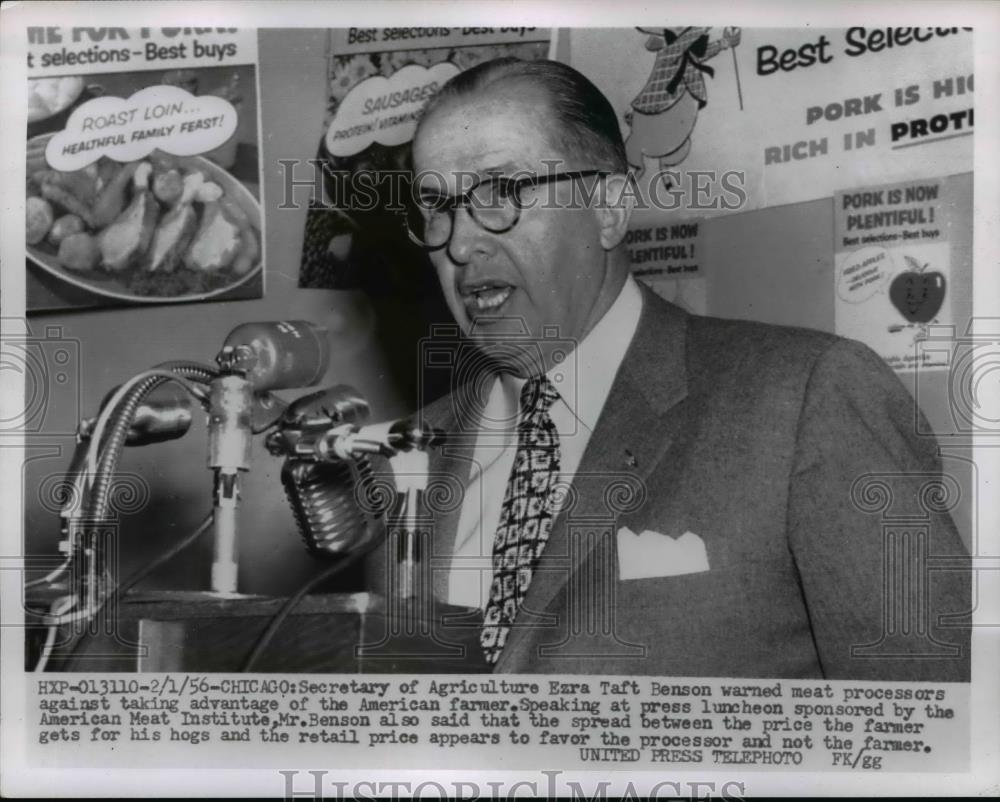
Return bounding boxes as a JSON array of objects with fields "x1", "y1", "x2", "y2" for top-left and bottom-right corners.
[{"x1": 889, "y1": 259, "x2": 946, "y2": 324}]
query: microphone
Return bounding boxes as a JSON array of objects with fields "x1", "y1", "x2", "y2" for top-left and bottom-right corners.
[
  {"x1": 267, "y1": 386, "x2": 446, "y2": 563},
  {"x1": 269, "y1": 386, "x2": 375, "y2": 558},
  {"x1": 216, "y1": 320, "x2": 330, "y2": 391},
  {"x1": 281, "y1": 385, "x2": 370, "y2": 429},
  {"x1": 281, "y1": 457, "x2": 375, "y2": 557},
  {"x1": 207, "y1": 320, "x2": 331, "y2": 593},
  {"x1": 79, "y1": 380, "x2": 194, "y2": 446}
]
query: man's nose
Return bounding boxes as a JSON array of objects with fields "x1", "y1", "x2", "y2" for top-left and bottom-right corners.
[{"x1": 447, "y1": 207, "x2": 494, "y2": 265}]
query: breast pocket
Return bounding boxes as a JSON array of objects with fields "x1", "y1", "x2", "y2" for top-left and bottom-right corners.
[
  {"x1": 614, "y1": 563, "x2": 744, "y2": 612},
  {"x1": 607, "y1": 559, "x2": 817, "y2": 677}
]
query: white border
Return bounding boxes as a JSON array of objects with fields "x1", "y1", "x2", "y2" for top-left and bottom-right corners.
[{"x1": 2, "y1": 1, "x2": 998, "y2": 797}]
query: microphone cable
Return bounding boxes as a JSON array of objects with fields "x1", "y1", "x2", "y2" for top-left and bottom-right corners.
[
  {"x1": 242, "y1": 448, "x2": 431, "y2": 672},
  {"x1": 38, "y1": 512, "x2": 214, "y2": 670},
  {"x1": 240, "y1": 548, "x2": 368, "y2": 673}
]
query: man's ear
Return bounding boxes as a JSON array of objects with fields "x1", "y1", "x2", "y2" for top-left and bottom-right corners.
[{"x1": 594, "y1": 173, "x2": 637, "y2": 250}]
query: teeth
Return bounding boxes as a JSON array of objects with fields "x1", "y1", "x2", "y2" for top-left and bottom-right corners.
[{"x1": 471, "y1": 286, "x2": 512, "y2": 310}]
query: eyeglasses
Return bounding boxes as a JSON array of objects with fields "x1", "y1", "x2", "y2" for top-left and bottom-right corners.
[{"x1": 404, "y1": 170, "x2": 608, "y2": 250}]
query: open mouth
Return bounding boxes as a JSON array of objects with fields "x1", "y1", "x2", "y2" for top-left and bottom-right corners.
[{"x1": 461, "y1": 281, "x2": 514, "y2": 315}]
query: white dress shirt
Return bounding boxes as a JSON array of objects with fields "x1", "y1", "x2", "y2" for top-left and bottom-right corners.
[{"x1": 446, "y1": 275, "x2": 644, "y2": 609}]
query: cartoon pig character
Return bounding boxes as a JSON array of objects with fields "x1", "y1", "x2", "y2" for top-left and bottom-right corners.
[{"x1": 624, "y1": 26, "x2": 741, "y2": 183}]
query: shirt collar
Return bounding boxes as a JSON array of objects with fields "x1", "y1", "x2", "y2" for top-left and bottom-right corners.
[{"x1": 495, "y1": 274, "x2": 644, "y2": 433}]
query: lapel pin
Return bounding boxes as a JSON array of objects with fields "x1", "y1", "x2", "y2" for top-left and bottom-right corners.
[{"x1": 624, "y1": 449, "x2": 638, "y2": 469}]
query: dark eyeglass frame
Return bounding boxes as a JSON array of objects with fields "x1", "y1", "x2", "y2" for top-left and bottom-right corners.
[{"x1": 405, "y1": 169, "x2": 609, "y2": 250}]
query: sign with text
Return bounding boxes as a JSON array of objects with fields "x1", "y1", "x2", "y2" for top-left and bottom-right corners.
[
  {"x1": 569, "y1": 27, "x2": 973, "y2": 215},
  {"x1": 297, "y1": 28, "x2": 553, "y2": 291},
  {"x1": 834, "y1": 178, "x2": 953, "y2": 371},
  {"x1": 26, "y1": 27, "x2": 258, "y2": 77},
  {"x1": 627, "y1": 218, "x2": 707, "y2": 314},
  {"x1": 627, "y1": 219, "x2": 703, "y2": 280},
  {"x1": 26, "y1": 26, "x2": 263, "y2": 311},
  {"x1": 25, "y1": 674, "x2": 969, "y2": 772}
]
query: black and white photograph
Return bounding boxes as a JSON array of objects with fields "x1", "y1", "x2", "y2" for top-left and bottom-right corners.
[{"x1": 1, "y1": 1, "x2": 997, "y2": 798}]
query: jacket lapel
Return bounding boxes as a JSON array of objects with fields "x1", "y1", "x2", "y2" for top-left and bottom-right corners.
[
  {"x1": 494, "y1": 286, "x2": 691, "y2": 671},
  {"x1": 419, "y1": 379, "x2": 484, "y2": 603}
]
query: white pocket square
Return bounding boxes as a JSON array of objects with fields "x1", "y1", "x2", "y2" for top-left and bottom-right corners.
[{"x1": 617, "y1": 527, "x2": 710, "y2": 580}]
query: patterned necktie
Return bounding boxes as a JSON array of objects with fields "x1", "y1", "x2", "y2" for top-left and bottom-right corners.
[{"x1": 481, "y1": 375, "x2": 561, "y2": 665}]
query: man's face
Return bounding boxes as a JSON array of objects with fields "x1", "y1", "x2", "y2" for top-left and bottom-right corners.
[{"x1": 412, "y1": 84, "x2": 616, "y2": 377}]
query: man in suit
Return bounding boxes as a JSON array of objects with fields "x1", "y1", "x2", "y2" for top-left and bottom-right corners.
[{"x1": 368, "y1": 57, "x2": 970, "y2": 680}]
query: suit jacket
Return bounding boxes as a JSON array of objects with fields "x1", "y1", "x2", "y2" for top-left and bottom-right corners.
[{"x1": 367, "y1": 286, "x2": 970, "y2": 680}]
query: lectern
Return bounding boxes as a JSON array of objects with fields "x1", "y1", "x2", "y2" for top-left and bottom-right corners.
[{"x1": 36, "y1": 591, "x2": 488, "y2": 673}]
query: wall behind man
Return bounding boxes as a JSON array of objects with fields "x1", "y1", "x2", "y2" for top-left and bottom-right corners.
[
  {"x1": 23, "y1": 30, "x2": 410, "y2": 595},
  {"x1": 699, "y1": 178, "x2": 975, "y2": 548},
  {"x1": 556, "y1": 31, "x2": 976, "y2": 551},
  {"x1": 24, "y1": 28, "x2": 975, "y2": 596}
]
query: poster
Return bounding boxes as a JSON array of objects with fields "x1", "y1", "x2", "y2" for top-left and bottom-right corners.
[
  {"x1": 626, "y1": 217, "x2": 707, "y2": 313},
  {"x1": 25, "y1": 27, "x2": 263, "y2": 312},
  {"x1": 569, "y1": 27, "x2": 974, "y2": 215},
  {"x1": 833, "y1": 177, "x2": 953, "y2": 371},
  {"x1": 297, "y1": 27, "x2": 553, "y2": 292}
]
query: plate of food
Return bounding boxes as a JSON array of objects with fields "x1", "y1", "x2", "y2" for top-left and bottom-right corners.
[
  {"x1": 26, "y1": 133, "x2": 262, "y2": 303},
  {"x1": 28, "y1": 77, "x2": 88, "y2": 125}
]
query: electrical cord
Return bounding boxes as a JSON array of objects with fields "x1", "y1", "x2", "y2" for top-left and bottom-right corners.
[
  {"x1": 241, "y1": 449, "x2": 432, "y2": 671},
  {"x1": 240, "y1": 549, "x2": 368, "y2": 673},
  {"x1": 40, "y1": 364, "x2": 213, "y2": 587},
  {"x1": 43, "y1": 515, "x2": 215, "y2": 628},
  {"x1": 27, "y1": 481, "x2": 98, "y2": 593},
  {"x1": 26, "y1": 437, "x2": 100, "y2": 590},
  {"x1": 111, "y1": 512, "x2": 215, "y2": 601},
  {"x1": 24, "y1": 556, "x2": 73, "y2": 591},
  {"x1": 35, "y1": 512, "x2": 213, "y2": 668},
  {"x1": 32, "y1": 595, "x2": 77, "y2": 672}
]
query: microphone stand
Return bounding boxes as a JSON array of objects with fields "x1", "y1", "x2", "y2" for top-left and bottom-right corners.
[
  {"x1": 206, "y1": 369, "x2": 253, "y2": 595},
  {"x1": 204, "y1": 320, "x2": 331, "y2": 594}
]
